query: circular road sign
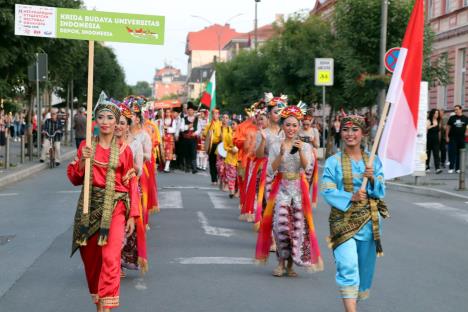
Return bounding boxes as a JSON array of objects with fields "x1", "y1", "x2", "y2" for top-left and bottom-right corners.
[{"x1": 384, "y1": 47, "x2": 401, "y2": 73}]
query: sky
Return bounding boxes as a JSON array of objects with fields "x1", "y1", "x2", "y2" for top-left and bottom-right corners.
[{"x1": 83, "y1": 0, "x2": 317, "y2": 85}]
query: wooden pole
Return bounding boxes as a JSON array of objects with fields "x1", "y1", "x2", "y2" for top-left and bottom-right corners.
[
  {"x1": 83, "y1": 41, "x2": 95, "y2": 215},
  {"x1": 360, "y1": 101, "x2": 391, "y2": 191}
]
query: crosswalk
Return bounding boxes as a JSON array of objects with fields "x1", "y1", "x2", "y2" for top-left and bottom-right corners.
[
  {"x1": 158, "y1": 189, "x2": 236, "y2": 210},
  {"x1": 413, "y1": 202, "x2": 468, "y2": 223}
]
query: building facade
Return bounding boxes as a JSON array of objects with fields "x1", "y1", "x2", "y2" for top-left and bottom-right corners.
[
  {"x1": 153, "y1": 65, "x2": 187, "y2": 100},
  {"x1": 428, "y1": 0, "x2": 468, "y2": 111}
]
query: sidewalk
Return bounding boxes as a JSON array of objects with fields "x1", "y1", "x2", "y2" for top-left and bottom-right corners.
[
  {"x1": 387, "y1": 169, "x2": 468, "y2": 200},
  {"x1": 0, "y1": 140, "x2": 76, "y2": 189}
]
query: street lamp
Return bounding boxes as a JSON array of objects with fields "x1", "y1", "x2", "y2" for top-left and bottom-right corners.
[
  {"x1": 254, "y1": 0, "x2": 261, "y2": 50},
  {"x1": 190, "y1": 13, "x2": 244, "y2": 60}
]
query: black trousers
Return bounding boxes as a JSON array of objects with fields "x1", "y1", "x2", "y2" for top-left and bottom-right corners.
[
  {"x1": 183, "y1": 138, "x2": 197, "y2": 170},
  {"x1": 426, "y1": 137, "x2": 440, "y2": 170},
  {"x1": 448, "y1": 138, "x2": 465, "y2": 170},
  {"x1": 209, "y1": 143, "x2": 219, "y2": 183},
  {"x1": 440, "y1": 139, "x2": 447, "y2": 165},
  {"x1": 175, "y1": 137, "x2": 185, "y2": 169}
]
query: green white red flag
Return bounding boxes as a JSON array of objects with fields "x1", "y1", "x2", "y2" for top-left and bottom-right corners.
[{"x1": 200, "y1": 71, "x2": 216, "y2": 114}]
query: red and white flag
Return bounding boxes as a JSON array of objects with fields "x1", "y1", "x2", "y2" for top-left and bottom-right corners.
[{"x1": 378, "y1": 0, "x2": 424, "y2": 180}]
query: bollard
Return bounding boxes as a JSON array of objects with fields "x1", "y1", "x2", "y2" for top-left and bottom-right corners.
[
  {"x1": 458, "y1": 148, "x2": 466, "y2": 191},
  {"x1": 4, "y1": 134, "x2": 9, "y2": 169},
  {"x1": 20, "y1": 135, "x2": 25, "y2": 164}
]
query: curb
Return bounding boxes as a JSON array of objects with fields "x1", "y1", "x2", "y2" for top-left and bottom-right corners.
[
  {"x1": 0, "y1": 150, "x2": 76, "y2": 189},
  {"x1": 387, "y1": 181, "x2": 468, "y2": 201}
]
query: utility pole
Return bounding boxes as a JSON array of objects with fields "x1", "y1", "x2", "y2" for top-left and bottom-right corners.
[
  {"x1": 254, "y1": 0, "x2": 261, "y2": 50},
  {"x1": 377, "y1": 0, "x2": 388, "y2": 117}
]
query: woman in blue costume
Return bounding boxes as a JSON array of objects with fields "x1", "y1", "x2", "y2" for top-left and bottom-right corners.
[{"x1": 321, "y1": 115, "x2": 389, "y2": 312}]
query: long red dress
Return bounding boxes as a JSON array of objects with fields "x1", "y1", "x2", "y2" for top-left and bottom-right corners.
[{"x1": 67, "y1": 141, "x2": 139, "y2": 309}]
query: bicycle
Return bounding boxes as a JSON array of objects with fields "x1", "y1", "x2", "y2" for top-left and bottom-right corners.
[{"x1": 43, "y1": 130, "x2": 61, "y2": 168}]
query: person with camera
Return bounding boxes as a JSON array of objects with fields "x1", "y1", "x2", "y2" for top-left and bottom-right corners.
[{"x1": 255, "y1": 104, "x2": 323, "y2": 277}]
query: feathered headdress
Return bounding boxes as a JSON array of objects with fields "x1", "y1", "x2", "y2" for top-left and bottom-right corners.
[
  {"x1": 264, "y1": 92, "x2": 288, "y2": 108},
  {"x1": 279, "y1": 101, "x2": 308, "y2": 121},
  {"x1": 94, "y1": 91, "x2": 121, "y2": 120}
]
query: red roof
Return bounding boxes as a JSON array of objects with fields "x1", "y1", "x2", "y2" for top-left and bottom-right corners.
[
  {"x1": 186, "y1": 24, "x2": 241, "y2": 54},
  {"x1": 223, "y1": 23, "x2": 277, "y2": 48}
]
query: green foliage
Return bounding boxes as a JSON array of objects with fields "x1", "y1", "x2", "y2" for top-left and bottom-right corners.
[
  {"x1": 129, "y1": 81, "x2": 152, "y2": 98},
  {"x1": 0, "y1": 0, "x2": 129, "y2": 106},
  {"x1": 216, "y1": 50, "x2": 270, "y2": 113}
]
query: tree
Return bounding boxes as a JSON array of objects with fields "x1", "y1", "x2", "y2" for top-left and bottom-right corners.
[{"x1": 130, "y1": 81, "x2": 152, "y2": 98}]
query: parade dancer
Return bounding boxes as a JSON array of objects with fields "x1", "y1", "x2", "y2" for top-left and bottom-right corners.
[
  {"x1": 255, "y1": 94, "x2": 286, "y2": 229},
  {"x1": 203, "y1": 109, "x2": 222, "y2": 185},
  {"x1": 196, "y1": 109, "x2": 209, "y2": 171},
  {"x1": 163, "y1": 109, "x2": 176, "y2": 172},
  {"x1": 181, "y1": 101, "x2": 199, "y2": 174},
  {"x1": 125, "y1": 97, "x2": 153, "y2": 228},
  {"x1": 115, "y1": 103, "x2": 149, "y2": 276},
  {"x1": 239, "y1": 103, "x2": 265, "y2": 222},
  {"x1": 217, "y1": 114, "x2": 232, "y2": 191},
  {"x1": 255, "y1": 103, "x2": 323, "y2": 277},
  {"x1": 68, "y1": 99, "x2": 139, "y2": 311},
  {"x1": 321, "y1": 115, "x2": 389, "y2": 312},
  {"x1": 223, "y1": 119, "x2": 239, "y2": 198}
]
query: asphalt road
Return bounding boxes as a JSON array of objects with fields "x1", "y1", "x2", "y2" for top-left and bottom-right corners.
[{"x1": 0, "y1": 165, "x2": 466, "y2": 311}]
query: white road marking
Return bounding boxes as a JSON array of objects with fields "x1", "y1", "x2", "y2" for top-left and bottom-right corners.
[
  {"x1": 57, "y1": 190, "x2": 80, "y2": 194},
  {"x1": 134, "y1": 278, "x2": 147, "y2": 290},
  {"x1": 414, "y1": 202, "x2": 468, "y2": 223},
  {"x1": 0, "y1": 193, "x2": 18, "y2": 197},
  {"x1": 174, "y1": 257, "x2": 254, "y2": 265},
  {"x1": 197, "y1": 211, "x2": 235, "y2": 237},
  {"x1": 159, "y1": 191, "x2": 183, "y2": 209},
  {"x1": 207, "y1": 191, "x2": 232, "y2": 209},
  {"x1": 163, "y1": 186, "x2": 217, "y2": 190}
]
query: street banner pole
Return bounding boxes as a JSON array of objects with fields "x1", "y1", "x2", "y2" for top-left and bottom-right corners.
[{"x1": 83, "y1": 40, "x2": 95, "y2": 215}]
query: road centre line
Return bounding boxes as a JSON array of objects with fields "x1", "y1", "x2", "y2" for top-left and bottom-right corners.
[
  {"x1": 174, "y1": 257, "x2": 254, "y2": 265},
  {"x1": 197, "y1": 211, "x2": 235, "y2": 237},
  {"x1": 57, "y1": 190, "x2": 81, "y2": 194}
]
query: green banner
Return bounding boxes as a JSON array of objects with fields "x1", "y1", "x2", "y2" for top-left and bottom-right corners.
[{"x1": 15, "y1": 4, "x2": 165, "y2": 45}]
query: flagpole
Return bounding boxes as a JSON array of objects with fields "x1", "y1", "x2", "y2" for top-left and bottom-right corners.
[{"x1": 360, "y1": 101, "x2": 391, "y2": 191}]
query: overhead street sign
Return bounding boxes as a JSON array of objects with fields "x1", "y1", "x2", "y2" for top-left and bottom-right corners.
[
  {"x1": 15, "y1": 4, "x2": 165, "y2": 45},
  {"x1": 315, "y1": 58, "x2": 334, "y2": 86}
]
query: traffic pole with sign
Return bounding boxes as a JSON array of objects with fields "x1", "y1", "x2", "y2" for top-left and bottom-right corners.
[{"x1": 315, "y1": 58, "x2": 334, "y2": 152}]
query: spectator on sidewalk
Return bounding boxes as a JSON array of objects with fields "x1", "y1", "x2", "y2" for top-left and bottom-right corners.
[
  {"x1": 426, "y1": 109, "x2": 442, "y2": 174},
  {"x1": 40, "y1": 109, "x2": 63, "y2": 166},
  {"x1": 440, "y1": 110, "x2": 449, "y2": 168},
  {"x1": 73, "y1": 107, "x2": 86, "y2": 149},
  {"x1": 0, "y1": 110, "x2": 6, "y2": 158},
  {"x1": 446, "y1": 105, "x2": 468, "y2": 173}
]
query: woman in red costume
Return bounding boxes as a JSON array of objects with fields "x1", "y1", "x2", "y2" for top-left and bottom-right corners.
[
  {"x1": 68, "y1": 99, "x2": 139, "y2": 311},
  {"x1": 115, "y1": 103, "x2": 149, "y2": 276}
]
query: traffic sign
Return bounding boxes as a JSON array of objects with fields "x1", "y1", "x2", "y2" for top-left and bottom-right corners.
[
  {"x1": 384, "y1": 47, "x2": 401, "y2": 73},
  {"x1": 315, "y1": 58, "x2": 334, "y2": 86}
]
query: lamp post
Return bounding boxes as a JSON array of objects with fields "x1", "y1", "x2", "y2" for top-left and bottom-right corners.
[
  {"x1": 254, "y1": 0, "x2": 261, "y2": 50},
  {"x1": 190, "y1": 13, "x2": 243, "y2": 60}
]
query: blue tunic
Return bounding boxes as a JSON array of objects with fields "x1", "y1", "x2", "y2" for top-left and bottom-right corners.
[{"x1": 321, "y1": 151, "x2": 385, "y2": 241}]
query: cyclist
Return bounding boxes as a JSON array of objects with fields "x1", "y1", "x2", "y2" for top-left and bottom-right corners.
[{"x1": 40, "y1": 109, "x2": 63, "y2": 166}]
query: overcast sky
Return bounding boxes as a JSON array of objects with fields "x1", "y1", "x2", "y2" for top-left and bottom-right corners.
[{"x1": 82, "y1": 0, "x2": 317, "y2": 85}]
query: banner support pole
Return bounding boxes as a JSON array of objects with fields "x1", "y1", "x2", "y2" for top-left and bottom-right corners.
[{"x1": 83, "y1": 40, "x2": 95, "y2": 215}]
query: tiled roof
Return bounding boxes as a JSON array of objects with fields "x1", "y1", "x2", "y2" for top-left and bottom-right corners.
[{"x1": 186, "y1": 24, "x2": 241, "y2": 54}]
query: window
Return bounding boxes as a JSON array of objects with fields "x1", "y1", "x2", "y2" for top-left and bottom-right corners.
[
  {"x1": 465, "y1": 0, "x2": 468, "y2": 7},
  {"x1": 428, "y1": 0, "x2": 433, "y2": 18},
  {"x1": 458, "y1": 49, "x2": 466, "y2": 107}
]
